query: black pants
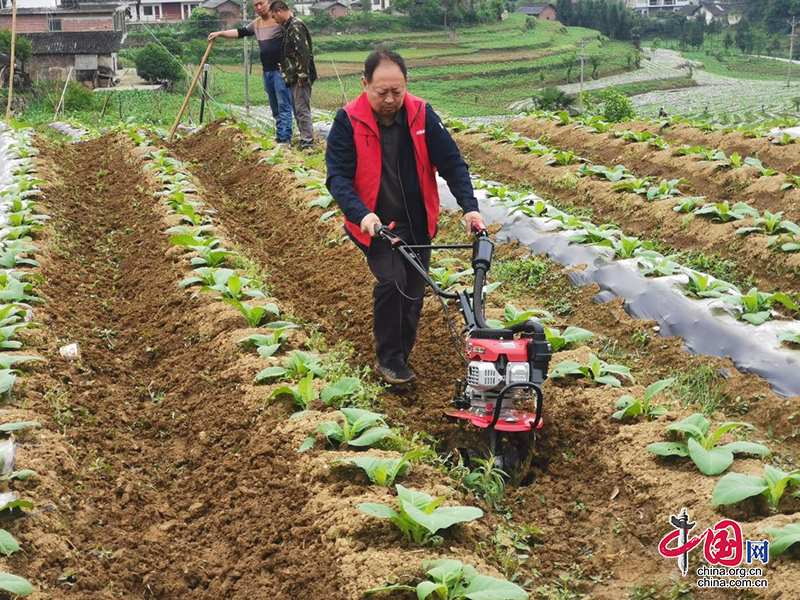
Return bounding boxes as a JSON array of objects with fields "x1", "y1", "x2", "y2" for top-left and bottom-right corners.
[{"x1": 364, "y1": 238, "x2": 431, "y2": 370}]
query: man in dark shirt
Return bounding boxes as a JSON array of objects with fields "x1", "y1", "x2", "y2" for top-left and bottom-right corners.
[
  {"x1": 208, "y1": 0, "x2": 293, "y2": 143},
  {"x1": 326, "y1": 48, "x2": 483, "y2": 385}
]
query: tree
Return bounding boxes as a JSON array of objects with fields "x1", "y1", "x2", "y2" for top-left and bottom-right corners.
[
  {"x1": 184, "y1": 8, "x2": 219, "y2": 39},
  {"x1": 735, "y1": 20, "x2": 754, "y2": 54},
  {"x1": 135, "y1": 43, "x2": 184, "y2": 87},
  {"x1": 724, "y1": 32, "x2": 734, "y2": 52},
  {"x1": 533, "y1": 87, "x2": 575, "y2": 111},
  {"x1": 565, "y1": 52, "x2": 577, "y2": 83},
  {"x1": 0, "y1": 29, "x2": 32, "y2": 63},
  {"x1": 687, "y1": 21, "x2": 704, "y2": 50},
  {"x1": 589, "y1": 54, "x2": 601, "y2": 79}
]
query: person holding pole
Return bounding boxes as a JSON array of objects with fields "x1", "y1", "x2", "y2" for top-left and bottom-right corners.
[
  {"x1": 208, "y1": 0, "x2": 293, "y2": 144},
  {"x1": 269, "y1": 1, "x2": 317, "y2": 150}
]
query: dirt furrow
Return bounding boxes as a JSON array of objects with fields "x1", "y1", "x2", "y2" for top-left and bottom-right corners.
[
  {"x1": 27, "y1": 135, "x2": 347, "y2": 598},
  {"x1": 170, "y1": 124, "x2": 800, "y2": 597}
]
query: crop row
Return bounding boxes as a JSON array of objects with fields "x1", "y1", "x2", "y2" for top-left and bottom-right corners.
[
  {"x1": 447, "y1": 119, "x2": 800, "y2": 338},
  {"x1": 0, "y1": 128, "x2": 51, "y2": 597},
  {"x1": 131, "y1": 127, "x2": 544, "y2": 596},
  {"x1": 268, "y1": 119, "x2": 800, "y2": 561}
]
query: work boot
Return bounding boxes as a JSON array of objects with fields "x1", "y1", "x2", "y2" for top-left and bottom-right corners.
[{"x1": 375, "y1": 363, "x2": 417, "y2": 385}]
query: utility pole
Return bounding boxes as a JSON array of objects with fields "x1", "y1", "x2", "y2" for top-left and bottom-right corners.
[
  {"x1": 4, "y1": 0, "x2": 17, "y2": 125},
  {"x1": 243, "y1": 1, "x2": 250, "y2": 116},
  {"x1": 578, "y1": 40, "x2": 587, "y2": 113},
  {"x1": 788, "y1": 17, "x2": 798, "y2": 87}
]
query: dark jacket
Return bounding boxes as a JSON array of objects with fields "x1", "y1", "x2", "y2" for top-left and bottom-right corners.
[
  {"x1": 280, "y1": 16, "x2": 317, "y2": 86},
  {"x1": 326, "y1": 100, "x2": 479, "y2": 248}
]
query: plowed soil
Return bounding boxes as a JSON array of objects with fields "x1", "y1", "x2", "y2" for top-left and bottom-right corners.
[
  {"x1": 166, "y1": 123, "x2": 800, "y2": 598},
  {"x1": 8, "y1": 124, "x2": 798, "y2": 599},
  {"x1": 453, "y1": 125, "x2": 800, "y2": 298}
]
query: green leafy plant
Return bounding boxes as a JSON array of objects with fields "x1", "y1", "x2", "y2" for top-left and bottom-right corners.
[
  {"x1": 544, "y1": 326, "x2": 593, "y2": 352},
  {"x1": 771, "y1": 132, "x2": 796, "y2": 146},
  {"x1": 358, "y1": 484, "x2": 483, "y2": 547},
  {"x1": 603, "y1": 235, "x2": 654, "y2": 259},
  {"x1": 320, "y1": 377, "x2": 362, "y2": 407},
  {"x1": 566, "y1": 223, "x2": 620, "y2": 245},
  {"x1": 743, "y1": 157, "x2": 779, "y2": 177},
  {"x1": 224, "y1": 299, "x2": 279, "y2": 328},
  {"x1": 762, "y1": 524, "x2": 800, "y2": 556},
  {"x1": 613, "y1": 378, "x2": 674, "y2": 421},
  {"x1": 646, "y1": 179, "x2": 685, "y2": 201},
  {"x1": 546, "y1": 150, "x2": 581, "y2": 166},
  {"x1": 0, "y1": 322, "x2": 36, "y2": 350},
  {"x1": 0, "y1": 572, "x2": 32, "y2": 597},
  {"x1": 267, "y1": 372, "x2": 318, "y2": 410},
  {"x1": 300, "y1": 408, "x2": 392, "y2": 452},
  {"x1": 457, "y1": 457, "x2": 507, "y2": 511},
  {"x1": 613, "y1": 177, "x2": 654, "y2": 195},
  {"x1": 255, "y1": 350, "x2": 326, "y2": 382},
  {"x1": 712, "y1": 465, "x2": 800, "y2": 509},
  {"x1": 682, "y1": 271, "x2": 739, "y2": 299},
  {"x1": 698, "y1": 148, "x2": 728, "y2": 162},
  {"x1": 577, "y1": 164, "x2": 633, "y2": 182},
  {"x1": 332, "y1": 449, "x2": 429, "y2": 487},
  {"x1": 779, "y1": 330, "x2": 800, "y2": 346},
  {"x1": 736, "y1": 211, "x2": 797, "y2": 236},
  {"x1": 647, "y1": 414, "x2": 769, "y2": 476},
  {"x1": 238, "y1": 323, "x2": 297, "y2": 358},
  {"x1": 364, "y1": 558, "x2": 527, "y2": 599},
  {"x1": 429, "y1": 267, "x2": 474, "y2": 291},
  {"x1": 674, "y1": 145, "x2": 708, "y2": 157},
  {"x1": 486, "y1": 303, "x2": 553, "y2": 329},
  {"x1": 673, "y1": 196, "x2": 704, "y2": 213},
  {"x1": 780, "y1": 174, "x2": 800, "y2": 191},
  {"x1": 548, "y1": 353, "x2": 633, "y2": 387},
  {"x1": 637, "y1": 252, "x2": 683, "y2": 277},
  {"x1": 695, "y1": 201, "x2": 759, "y2": 223},
  {"x1": 721, "y1": 288, "x2": 799, "y2": 325}
]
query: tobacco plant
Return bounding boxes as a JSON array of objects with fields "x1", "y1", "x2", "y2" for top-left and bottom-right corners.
[
  {"x1": 695, "y1": 201, "x2": 759, "y2": 223},
  {"x1": 364, "y1": 559, "x2": 527, "y2": 599},
  {"x1": 300, "y1": 408, "x2": 392, "y2": 451},
  {"x1": 238, "y1": 323, "x2": 297, "y2": 358},
  {"x1": 778, "y1": 330, "x2": 800, "y2": 346},
  {"x1": 712, "y1": 465, "x2": 800, "y2": 509},
  {"x1": 358, "y1": 484, "x2": 483, "y2": 547},
  {"x1": 566, "y1": 223, "x2": 620, "y2": 245},
  {"x1": 721, "y1": 288, "x2": 799, "y2": 325},
  {"x1": 613, "y1": 177, "x2": 654, "y2": 195},
  {"x1": 646, "y1": 179, "x2": 685, "y2": 201},
  {"x1": 771, "y1": 132, "x2": 796, "y2": 146},
  {"x1": 267, "y1": 372, "x2": 318, "y2": 410},
  {"x1": 332, "y1": 449, "x2": 429, "y2": 487},
  {"x1": 548, "y1": 354, "x2": 633, "y2": 387},
  {"x1": 0, "y1": 272, "x2": 41, "y2": 304},
  {"x1": 780, "y1": 174, "x2": 800, "y2": 191},
  {"x1": 577, "y1": 164, "x2": 633, "y2": 182},
  {"x1": 546, "y1": 150, "x2": 581, "y2": 166},
  {"x1": 743, "y1": 157, "x2": 779, "y2": 177},
  {"x1": 224, "y1": 299, "x2": 280, "y2": 328},
  {"x1": 0, "y1": 242, "x2": 39, "y2": 269},
  {"x1": 487, "y1": 303, "x2": 554, "y2": 328},
  {"x1": 648, "y1": 414, "x2": 769, "y2": 475},
  {"x1": 255, "y1": 350, "x2": 326, "y2": 382},
  {"x1": 736, "y1": 211, "x2": 798, "y2": 236},
  {"x1": 682, "y1": 271, "x2": 739, "y2": 299},
  {"x1": 762, "y1": 524, "x2": 800, "y2": 556},
  {"x1": 612, "y1": 378, "x2": 674, "y2": 421},
  {"x1": 544, "y1": 326, "x2": 593, "y2": 352},
  {"x1": 637, "y1": 252, "x2": 683, "y2": 277}
]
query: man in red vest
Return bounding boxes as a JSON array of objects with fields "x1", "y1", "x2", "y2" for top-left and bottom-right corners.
[{"x1": 326, "y1": 48, "x2": 484, "y2": 385}]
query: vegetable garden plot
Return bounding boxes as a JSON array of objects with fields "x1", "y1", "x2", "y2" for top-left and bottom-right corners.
[
  {"x1": 163, "y1": 122, "x2": 800, "y2": 597},
  {"x1": 450, "y1": 123, "x2": 800, "y2": 303}
]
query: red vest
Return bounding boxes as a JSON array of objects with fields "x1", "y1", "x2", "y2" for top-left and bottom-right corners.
[{"x1": 342, "y1": 91, "x2": 440, "y2": 247}]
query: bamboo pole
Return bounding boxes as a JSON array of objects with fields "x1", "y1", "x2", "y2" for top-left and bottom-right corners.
[
  {"x1": 4, "y1": 0, "x2": 18, "y2": 125},
  {"x1": 169, "y1": 39, "x2": 214, "y2": 142},
  {"x1": 54, "y1": 67, "x2": 73, "y2": 118}
]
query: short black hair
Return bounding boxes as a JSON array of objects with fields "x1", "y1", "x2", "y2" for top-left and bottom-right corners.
[
  {"x1": 270, "y1": 1, "x2": 289, "y2": 11},
  {"x1": 364, "y1": 47, "x2": 407, "y2": 83}
]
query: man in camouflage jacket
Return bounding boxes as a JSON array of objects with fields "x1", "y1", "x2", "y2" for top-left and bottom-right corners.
[{"x1": 270, "y1": 1, "x2": 317, "y2": 149}]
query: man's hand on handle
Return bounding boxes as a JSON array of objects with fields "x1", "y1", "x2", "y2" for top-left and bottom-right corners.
[
  {"x1": 463, "y1": 211, "x2": 485, "y2": 234},
  {"x1": 360, "y1": 213, "x2": 382, "y2": 237}
]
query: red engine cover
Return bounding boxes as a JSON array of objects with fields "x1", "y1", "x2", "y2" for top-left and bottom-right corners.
[{"x1": 464, "y1": 337, "x2": 528, "y2": 362}]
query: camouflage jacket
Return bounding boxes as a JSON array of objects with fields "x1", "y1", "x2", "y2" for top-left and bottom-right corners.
[{"x1": 280, "y1": 17, "x2": 317, "y2": 87}]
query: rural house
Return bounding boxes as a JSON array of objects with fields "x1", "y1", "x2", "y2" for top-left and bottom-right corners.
[
  {"x1": 128, "y1": 0, "x2": 202, "y2": 22},
  {"x1": 199, "y1": 0, "x2": 241, "y2": 27},
  {"x1": 0, "y1": 0, "x2": 126, "y2": 84},
  {"x1": 514, "y1": 3, "x2": 557, "y2": 21},
  {"x1": 310, "y1": 1, "x2": 348, "y2": 17}
]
